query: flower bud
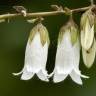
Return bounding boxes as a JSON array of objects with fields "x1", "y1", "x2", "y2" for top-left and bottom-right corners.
[
  {"x1": 81, "y1": 7, "x2": 96, "y2": 50},
  {"x1": 82, "y1": 39, "x2": 96, "y2": 68}
]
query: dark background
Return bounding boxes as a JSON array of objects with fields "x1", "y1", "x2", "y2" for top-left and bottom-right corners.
[{"x1": 0, "y1": 0, "x2": 96, "y2": 96}]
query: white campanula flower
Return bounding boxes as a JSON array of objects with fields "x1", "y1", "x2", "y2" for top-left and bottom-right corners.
[
  {"x1": 81, "y1": 6, "x2": 95, "y2": 50},
  {"x1": 13, "y1": 23, "x2": 50, "y2": 82},
  {"x1": 51, "y1": 18, "x2": 89, "y2": 85}
]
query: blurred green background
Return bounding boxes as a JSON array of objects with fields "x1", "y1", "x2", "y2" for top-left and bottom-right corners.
[{"x1": 0, "y1": 0, "x2": 96, "y2": 96}]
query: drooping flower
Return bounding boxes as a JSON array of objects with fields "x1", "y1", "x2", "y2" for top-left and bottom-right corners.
[
  {"x1": 82, "y1": 39, "x2": 96, "y2": 68},
  {"x1": 81, "y1": 6, "x2": 96, "y2": 68},
  {"x1": 80, "y1": 6, "x2": 96, "y2": 50},
  {"x1": 13, "y1": 23, "x2": 50, "y2": 82},
  {"x1": 51, "y1": 18, "x2": 89, "y2": 85}
]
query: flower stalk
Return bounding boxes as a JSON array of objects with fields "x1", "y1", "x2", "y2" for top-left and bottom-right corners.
[{"x1": 0, "y1": 6, "x2": 92, "y2": 20}]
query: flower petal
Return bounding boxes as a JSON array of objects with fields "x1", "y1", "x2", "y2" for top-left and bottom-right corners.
[
  {"x1": 72, "y1": 39, "x2": 81, "y2": 74},
  {"x1": 85, "y1": 21, "x2": 94, "y2": 50},
  {"x1": 71, "y1": 39, "x2": 89, "y2": 79},
  {"x1": 25, "y1": 32, "x2": 48, "y2": 73},
  {"x1": 70, "y1": 70, "x2": 82, "y2": 85},
  {"x1": 53, "y1": 70, "x2": 68, "y2": 83},
  {"x1": 55, "y1": 31, "x2": 73, "y2": 74},
  {"x1": 81, "y1": 19, "x2": 94, "y2": 50},
  {"x1": 37, "y1": 70, "x2": 49, "y2": 82},
  {"x1": 21, "y1": 69, "x2": 34, "y2": 80}
]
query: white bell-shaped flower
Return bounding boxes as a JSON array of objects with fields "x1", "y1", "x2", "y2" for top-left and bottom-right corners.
[
  {"x1": 13, "y1": 23, "x2": 50, "y2": 82},
  {"x1": 52, "y1": 19, "x2": 89, "y2": 85}
]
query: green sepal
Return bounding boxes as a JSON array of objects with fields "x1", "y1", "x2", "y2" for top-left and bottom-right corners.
[
  {"x1": 70, "y1": 25, "x2": 78, "y2": 45},
  {"x1": 58, "y1": 18, "x2": 78, "y2": 46},
  {"x1": 58, "y1": 28, "x2": 65, "y2": 44},
  {"x1": 29, "y1": 23, "x2": 50, "y2": 46}
]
